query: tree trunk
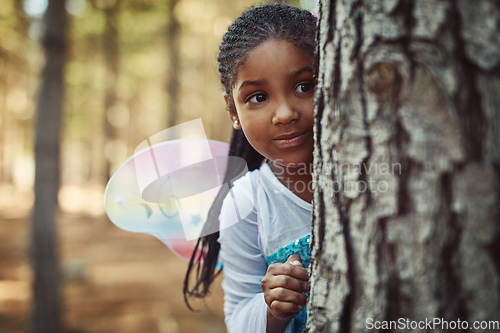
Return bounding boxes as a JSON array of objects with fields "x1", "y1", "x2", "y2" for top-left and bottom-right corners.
[
  {"x1": 103, "y1": 1, "x2": 119, "y2": 179},
  {"x1": 30, "y1": 0, "x2": 66, "y2": 331},
  {"x1": 166, "y1": 0, "x2": 180, "y2": 128},
  {"x1": 308, "y1": 0, "x2": 500, "y2": 332}
]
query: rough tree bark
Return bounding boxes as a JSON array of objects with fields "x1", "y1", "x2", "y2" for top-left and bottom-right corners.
[
  {"x1": 307, "y1": 0, "x2": 500, "y2": 332},
  {"x1": 30, "y1": 0, "x2": 66, "y2": 332}
]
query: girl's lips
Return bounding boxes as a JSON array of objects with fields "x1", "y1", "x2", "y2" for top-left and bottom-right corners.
[{"x1": 272, "y1": 131, "x2": 310, "y2": 149}]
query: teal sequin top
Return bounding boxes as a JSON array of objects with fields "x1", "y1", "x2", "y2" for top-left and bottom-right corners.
[{"x1": 266, "y1": 235, "x2": 311, "y2": 333}]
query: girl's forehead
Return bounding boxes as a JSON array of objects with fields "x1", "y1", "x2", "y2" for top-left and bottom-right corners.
[
  {"x1": 232, "y1": 39, "x2": 313, "y2": 90},
  {"x1": 249, "y1": 39, "x2": 311, "y2": 58}
]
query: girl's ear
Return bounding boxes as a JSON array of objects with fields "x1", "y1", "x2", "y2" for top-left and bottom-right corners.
[{"x1": 224, "y1": 92, "x2": 241, "y2": 130}]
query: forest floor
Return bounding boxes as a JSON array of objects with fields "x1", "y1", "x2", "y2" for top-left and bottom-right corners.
[{"x1": 0, "y1": 185, "x2": 225, "y2": 333}]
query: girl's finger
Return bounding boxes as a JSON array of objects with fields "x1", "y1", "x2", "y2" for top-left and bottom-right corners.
[
  {"x1": 266, "y1": 262, "x2": 309, "y2": 281},
  {"x1": 267, "y1": 287, "x2": 307, "y2": 306},
  {"x1": 262, "y1": 274, "x2": 308, "y2": 293},
  {"x1": 286, "y1": 254, "x2": 303, "y2": 267},
  {"x1": 269, "y1": 300, "x2": 304, "y2": 318}
]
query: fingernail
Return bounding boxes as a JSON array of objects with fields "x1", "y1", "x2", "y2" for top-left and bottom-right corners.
[{"x1": 292, "y1": 260, "x2": 301, "y2": 266}]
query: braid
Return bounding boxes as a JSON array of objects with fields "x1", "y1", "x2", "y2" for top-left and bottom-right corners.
[
  {"x1": 183, "y1": 130, "x2": 263, "y2": 308},
  {"x1": 184, "y1": 3, "x2": 317, "y2": 308}
]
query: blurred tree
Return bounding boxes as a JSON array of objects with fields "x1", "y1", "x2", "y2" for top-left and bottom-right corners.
[
  {"x1": 30, "y1": 0, "x2": 67, "y2": 331},
  {"x1": 102, "y1": 0, "x2": 120, "y2": 179},
  {"x1": 308, "y1": 0, "x2": 500, "y2": 331},
  {"x1": 0, "y1": 0, "x2": 31, "y2": 186},
  {"x1": 166, "y1": 0, "x2": 180, "y2": 128}
]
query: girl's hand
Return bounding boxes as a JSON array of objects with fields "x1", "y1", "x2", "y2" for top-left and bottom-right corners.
[{"x1": 261, "y1": 254, "x2": 309, "y2": 322}]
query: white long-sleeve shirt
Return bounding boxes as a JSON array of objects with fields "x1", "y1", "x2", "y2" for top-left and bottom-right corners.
[{"x1": 218, "y1": 163, "x2": 312, "y2": 333}]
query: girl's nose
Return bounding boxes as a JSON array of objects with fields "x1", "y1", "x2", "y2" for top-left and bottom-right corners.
[{"x1": 272, "y1": 99, "x2": 299, "y2": 125}]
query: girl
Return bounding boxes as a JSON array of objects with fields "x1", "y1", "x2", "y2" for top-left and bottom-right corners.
[{"x1": 184, "y1": 4, "x2": 317, "y2": 333}]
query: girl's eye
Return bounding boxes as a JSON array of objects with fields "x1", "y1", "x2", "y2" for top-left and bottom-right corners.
[
  {"x1": 295, "y1": 82, "x2": 314, "y2": 94},
  {"x1": 247, "y1": 93, "x2": 268, "y2": 104}
]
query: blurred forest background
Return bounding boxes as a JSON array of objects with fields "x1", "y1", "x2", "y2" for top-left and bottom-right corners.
[{"x1": 0, "y1": 0, "x2": 309, "y2": 332}]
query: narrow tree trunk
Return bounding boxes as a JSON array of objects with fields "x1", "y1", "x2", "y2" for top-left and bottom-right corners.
[
  {"x1": 308, "y1": 0, "x2": 500, "y2": 332},
  {"x1": 166, "y1": 0, "x2": 180, "y2": 128},
  {"x1": 103, "y1": 1, "x2": 119, "y2": 179},
  {"x1": 30, "y1": 0, "x2": 66, "y2": 331}
]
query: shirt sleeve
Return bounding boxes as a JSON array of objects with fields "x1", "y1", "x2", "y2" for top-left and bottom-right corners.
[{"x1": 218, "y1": 174, "x2": 269, "y2": 333}]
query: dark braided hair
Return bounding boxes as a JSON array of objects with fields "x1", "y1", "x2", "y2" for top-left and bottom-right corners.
[
  {"x1": 183, "y1": 3, "x2": 317, "y2": 309},
  {"x1": 218, "y1": 4, "x2": 317, "y2": 96}
]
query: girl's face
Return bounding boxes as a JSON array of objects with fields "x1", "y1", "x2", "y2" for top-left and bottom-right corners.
[{"x1": 227, "y1": 39, "x2": 315, "y2": 168}]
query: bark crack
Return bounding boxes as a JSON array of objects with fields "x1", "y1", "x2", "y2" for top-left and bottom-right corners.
[
  {"x1": 486, "y1": 163, "x2": 500, "y2": 300},
  {"x1": 390, "y1": 0, "x2": 417, "y2": 78},
  {"x1": 316, "y1": 189, "x2": 326, "y2": 255},
  {"x1": 394, "y1": 83, "x2": 411, "y2": 216},
  {"x1": 449, "y1": 1, "x2": 485, "y2": 162},
  {"x1": 384, "y1": 232, "x2": 402, "y2": 323},
  {"x1": 438, "y1": 171, "x2": 469, "y2": 326},
  {"x1": 336, "y1": 192, "x2": 353, "y2": 333},
  {"x1": 327, "y1": 0, "x2": 336, "y2": 45},
  {"x1": 349, "y1": 0, "x2": 363, "y2": 61},
  {"x1": 331, "y1": 18, "x2": 354, "y2": 332},
  {"x1": 354, "y1": 5, "x2": 373, "y2": 208}
]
